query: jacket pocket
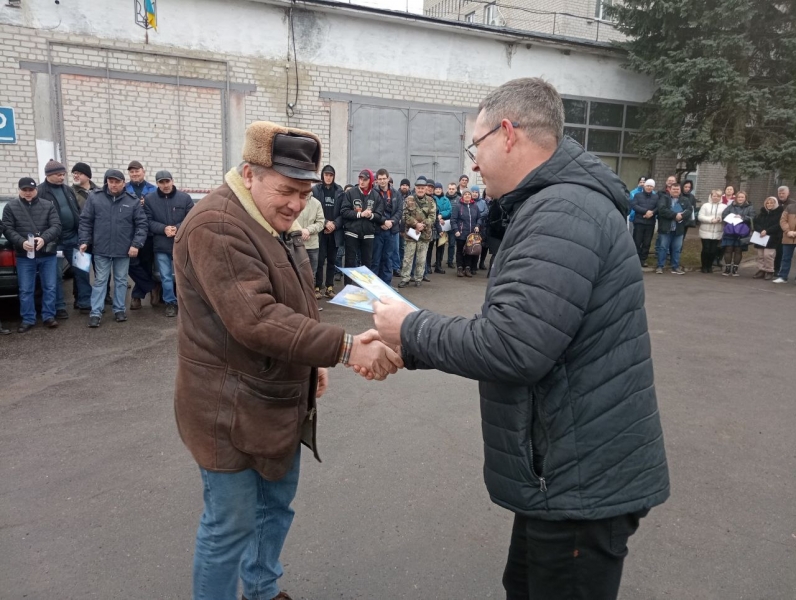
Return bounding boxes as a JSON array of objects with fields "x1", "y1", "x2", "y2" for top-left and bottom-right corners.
[{"x1": 230, "y1": 376, "x2": 301, "y2": 459}]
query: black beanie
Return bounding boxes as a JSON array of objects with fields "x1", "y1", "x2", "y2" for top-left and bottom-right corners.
[
  {"x1": 72, "y1": 162, "x2": 92, "y2": 179},
  {"x1": 400, "y1": 178, "x2": 411, "y2": 186}
]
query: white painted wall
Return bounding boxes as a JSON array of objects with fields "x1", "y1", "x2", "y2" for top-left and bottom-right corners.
[{"x1": 2, "y1": 0, "x2": 653, "y2": 104}]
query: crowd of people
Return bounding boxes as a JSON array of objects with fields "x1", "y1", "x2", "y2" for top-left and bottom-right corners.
[
  {"x1": 1, "y1": 159, "x2": 193, "y2": 333},
  {"x1": 305, "y1": 167, "x2": 506, "y2": 295},
  {"x1": 629, "y1": 176, "x2": 794, "y2": 280},
  {"x1": 3, "y1": 154, "x2": 793, "y2": 336}
]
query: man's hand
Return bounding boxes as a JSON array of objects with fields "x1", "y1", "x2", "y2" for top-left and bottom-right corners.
[
  {"x1": 128, "y1": 246, "x2": 139, "y2": 258},
  {"x1": 165, "y1": 226, "x2": 177, "y2": 238},
  {"x1": 644, "y1": 210, "x2": 654, "y2": 219},
  {"x1": 301, "y1": 228, "x2": 310, "y2": 242},
  {"x1": 324, "y1": 221, "x2": 336, "y2": 233},
  {"x1": 474, "y1": 226, "x2": 480, "y2": 234},
  {"x1": 79, "y1": 244, "x2": 88, "y2": 254},
  {"x1": 383, "y1": 219, "x2": 393, "y2": 229},
  {"x1": 348, "y1": 330, "x2": 404, "y2": 381},
  {"x1": 416, "y1": 223, "x2": 425, "y2": 232},
  {"x1": 140, "y1": 198, "x2": 145, "y2": 206},
  {"x1": 34, "y1": 237, "x2": 45, "y2": 251},
  {"x1": 316, "y1": 368, "x2": 329, "y2": 398},
  {"x1": 789, "y1": 231, "x2": 796, "y2": 239},
  {"x1": 373, "y1": 296, "x2": 417, "y2": 347},
  {"x1": 760, "y1": 230, "x2": 767, "y2": 237},
  {"x1": 361, "y1": 209, "x2": 372, "y2": 219},
  {"x1": 675, "y1": 213, "x2": 683, "y2": 222},
  {"x1": 455, "y1": 231, "x2": 461, "y2": 237}
]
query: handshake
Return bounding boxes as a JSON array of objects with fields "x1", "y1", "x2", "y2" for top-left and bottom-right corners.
[
  {"x1": 344, "y1": 296, "x2": 417, "y2": 381},
  {"x1": 345, "y1": 329, "x2": 403, "y2": 381}
]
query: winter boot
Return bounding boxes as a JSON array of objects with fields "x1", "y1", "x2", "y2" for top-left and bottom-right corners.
[
  {"x1": 723, "y1": 265, "x2": 732, "y2": 277},
  {"x1": 457, "y1": 267, "x2": 464, "y2": 277},
  {"x1": 731, "y1": 264, "x2": 740, "y2": 277},
  {"x1": 464, "y1": 267, "x2": 472, "y2": 278}
]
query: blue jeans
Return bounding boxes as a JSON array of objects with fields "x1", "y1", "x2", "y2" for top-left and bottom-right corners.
[
  {"x1": 777, "y1": 244, "x2": 795, "y2": 280},
  {"x1": 372, "y1": 229, "x2": 395, "y2": 284},
  {"x1": 155, "y1": 252, "x2": 177, "y2": 305},
  {"x1": 193, "y1": 449, "x2": 300, "y2": 600},
  {"x1": 91, "y1": 256, "x2": 130, "y2": 317},
  {"x1": 56, "y1": 235, "x2": 92, "y2": 310},
  {"x1": 656, "y1": 232, "x2": 683, "y2": 270},
  {"x1": 16, "y1": 254, "x2": 57, "y2": 324}
]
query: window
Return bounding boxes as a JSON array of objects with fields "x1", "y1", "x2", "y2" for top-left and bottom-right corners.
[
  {"x1": 595, "y1": 0, "x2": 613, "y2": 21},
  {"x1": 562, "y1": 96, "x2": 651, "y2": 188},
  {"x1": 485, "y1": 3, "x2": 498, "y2": 25},
  {"x1": 464, "y1": 11, "x2": 475, "y2": 23}
]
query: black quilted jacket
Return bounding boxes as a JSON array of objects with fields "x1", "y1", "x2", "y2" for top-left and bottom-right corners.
[{"x1": 400, "y1": 136, "x2": 670, "y2": 520}]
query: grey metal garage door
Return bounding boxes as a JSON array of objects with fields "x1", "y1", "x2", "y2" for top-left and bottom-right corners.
[{"x1": 349, "y1": 103, "x2": 464, "y2": 187}]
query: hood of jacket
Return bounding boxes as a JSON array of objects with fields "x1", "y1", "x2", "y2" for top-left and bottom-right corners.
[
  {"x1": 499, "y1": 137, "x2": 629, "y2": 219},
  {"x1": 320, "y1": 164, "x2": 336, "y2": 183}
]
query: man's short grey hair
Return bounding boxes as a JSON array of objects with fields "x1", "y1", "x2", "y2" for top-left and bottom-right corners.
[
  {"x1": 478, "y1": 78, "x2": 564, "y2": 150},
  {"x1": 237, "y1": 161, "x2": 270, "y2": 179},
  {"x1": 779, "y1": 185, "x2": 790, "y2": 194}
]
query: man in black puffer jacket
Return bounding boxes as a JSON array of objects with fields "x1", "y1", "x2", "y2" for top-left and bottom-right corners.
[{"x1": 372, "y1": 78, "x2": 669, "y2": 600}]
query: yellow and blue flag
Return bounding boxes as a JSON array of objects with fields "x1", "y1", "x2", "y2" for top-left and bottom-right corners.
[{"x1": 145, "y1": 0, "x2": 157, "y2": 31}]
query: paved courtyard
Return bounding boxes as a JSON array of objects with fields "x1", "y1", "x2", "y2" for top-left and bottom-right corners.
[{"x1": 0, "y1": 266, "x2": 794, "y2": 599}]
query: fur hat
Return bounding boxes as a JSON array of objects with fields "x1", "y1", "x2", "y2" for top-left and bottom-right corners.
[{"x1": 242, "y1": 121, "x2": 321, "y2": 182}]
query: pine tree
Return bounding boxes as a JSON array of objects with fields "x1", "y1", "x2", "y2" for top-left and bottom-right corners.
[{"x1": 607, "y1": 0, "x2": 796, "y2": 184}]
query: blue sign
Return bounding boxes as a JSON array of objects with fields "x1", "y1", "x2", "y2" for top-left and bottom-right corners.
[{"x1": 0, "y1": 107, "x2": 17, "y2": 144}]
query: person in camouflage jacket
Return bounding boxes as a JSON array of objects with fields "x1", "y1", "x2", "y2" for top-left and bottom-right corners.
[{"x1": 398, "y1": 177, "x2": 437, "y2": 288}]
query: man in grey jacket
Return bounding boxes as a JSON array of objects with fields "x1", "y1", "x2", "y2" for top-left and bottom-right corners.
[
  {"x1": 371, "y1": 78, "x2": 669, "y2": 600},
  {"x1": 79, "y1": 169, "x2": 148, "y2": 327}
]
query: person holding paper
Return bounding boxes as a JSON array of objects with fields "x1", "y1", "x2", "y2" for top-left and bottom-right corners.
[
  {"x1": 398, "y1": 176, "x2": 437, "y2": 288},
  {"x1": 372, "y1": 78, "x2": 669, "y2": 600},
  {"x1": 172, "y1": 122, "x2": 402, "y2": 600},
  {"x1": 2, "y1": 177, "x2": 62, "y2": 332},
  {"x1": 751, "y1": 197, "x2": 782, "y2": 280},
  {"x1": 721, "y1": 190, "x2": 755, "y2": 277},
  {"x1": 774, "y1": 196, "x2": 796, "y2": 283}
]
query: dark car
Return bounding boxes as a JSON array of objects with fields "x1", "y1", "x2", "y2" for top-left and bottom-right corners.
[{"x1": 0, "y1": 195, "x2": 19, "y2": 300}]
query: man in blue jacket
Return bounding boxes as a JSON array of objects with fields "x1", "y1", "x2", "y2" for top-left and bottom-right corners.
[
  {"x1": 629, "y1": 178, "x2": 658, "y2": 267},
  {"x1": 144, "y1": 171, "x2": 194, "y2": 317},
  {"x1": 372, "y1": 78, "x2": 669, "y2": 600},
  {"x1": 79, "y1": 169, "x2": 148, "y2": 327}
]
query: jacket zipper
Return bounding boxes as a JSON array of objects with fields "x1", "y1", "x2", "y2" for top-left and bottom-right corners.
[{"x1": 528, "y1": 390, "x2": 549, "y2": 494}]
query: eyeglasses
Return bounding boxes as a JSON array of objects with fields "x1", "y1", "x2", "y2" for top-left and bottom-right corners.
[{"x1": 465, "y1": 121, "x2": 520, "y2": 163}]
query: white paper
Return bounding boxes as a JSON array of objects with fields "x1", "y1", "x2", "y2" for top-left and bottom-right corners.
[
  {"x1": 72, "y1": 248, "x2": 92, "y2": 273},
  {"x1": 724, "y1": 214, "x2": 743, "y2": 225},
  {"x1": 750, "y1": 232, "x2": 770, "y2": 247},
  {"x1": 407, "y1": 227, "x2": 421, "y2": 241},
  {"x1": 441, "y1": 219, "x2": 451, "y2": 232}
]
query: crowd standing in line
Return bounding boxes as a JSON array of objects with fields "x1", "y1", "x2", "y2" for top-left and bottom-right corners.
[{"x1": 2, "y1": 157, "x2": 792, "y2": 335}]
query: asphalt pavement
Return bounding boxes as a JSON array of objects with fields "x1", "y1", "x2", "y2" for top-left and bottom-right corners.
[{"x1": 0, "y1": 263, "x2": 794, "y2": 599}]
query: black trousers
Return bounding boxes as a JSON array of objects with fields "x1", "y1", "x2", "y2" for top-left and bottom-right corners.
[
  {"x1": 701, "y1": 239, "x2": 720, "y2": 271},
  {"x1": 129, "y1": 237, "x2": 156, "y2": 300},
  {"x1": 503, "y1": 511, "x2": 646, "y2": 600},
  {"x1": 344, "y1": 235, "x2": 372, "y2": 285},
  {"x1": 316, "y1": 232, "x2": 337, "y2": 288},
  {"x1": 632, "y1": 223, "x2": 655, "y2": 263}
]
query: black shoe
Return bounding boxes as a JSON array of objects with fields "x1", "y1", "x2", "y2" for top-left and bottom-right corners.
[
  {"x1": 104, "y1": 296, "x2": 113, "y2": 306},
  {"x1": 422, "y1": 275, "x2": 431, "y2": 282},
  {"x1": 392, "y1": 270, "x2": 401, "y2": 278},
  {"x1": 0, "y1": 323, "x2": 10, "y2": 335},
  {"x1": 397, "y1": 281, "x2": 409, "y2": 288},
  {"x1": 478, "y1": 262, "x2": 486, "y2": 270},
  {"x1": 723, "y1": 265, "x2": 732, "y2": 277},
  {"x1": 165, "y1": 304, "x2": 178, "y2": 318},
  {"x1": 88, "y1": 316, "x2": 101, "y2": 328},
  {"x1": 434, "y1": 266, "x2": 446, "y2": 274},
  {"x1": 18, "y1": 322, "x2": 35, "y2": 333},
  {"x1": 731, "y1": 265, "x2": 740, "y2": 277},
  {"x1": 79, "y1": 306, "x2": 91, "y2": 314},
  {"x1": 114, "y1": 311, "x2": 128, "y2": 322},
  {"x1": 43, "y1": 318, "x2": 59, "y2": 328},
  {"x1": 55, "y1": 309, "x2": 69, "y2": 320},
  {"x1": 447, "y1": 262, "x2": 454, "y2": 269}
]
